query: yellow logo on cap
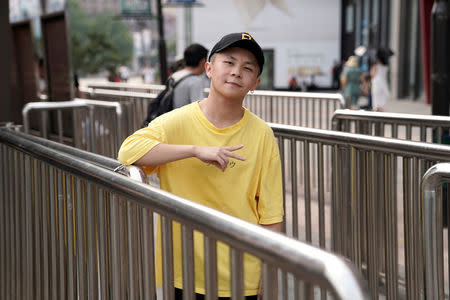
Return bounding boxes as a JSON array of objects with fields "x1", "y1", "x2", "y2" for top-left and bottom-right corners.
[{"x1": 241, "y1": 33, "x2": 252, "y2": 40}]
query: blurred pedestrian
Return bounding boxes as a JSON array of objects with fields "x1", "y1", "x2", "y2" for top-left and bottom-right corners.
[
  {"x1": 288, "y1": 76, "x2": 299, "y2": 91},
  {"x1": 331, "y1": 60, "x2": 343, "y2": 89},
  {"x1": 172, "y1": 43, "x2": 209, "y2": 108},
  {"x1": 142, "y1": 64, "x2": 156, "y2": 84},
  {"x1": 359, "y1": 72, "x2": 372, "y2": 110},
  {"x1": 370, "y1": 49, "x2": 391, "y2": 112},
  {"x1": 341, "y1": 56, "x2": 362, "y2": 109}
]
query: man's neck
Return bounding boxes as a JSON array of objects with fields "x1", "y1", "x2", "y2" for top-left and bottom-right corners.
[{"x1": 199, "y1": 90, "x2": 245, "y2": 129}]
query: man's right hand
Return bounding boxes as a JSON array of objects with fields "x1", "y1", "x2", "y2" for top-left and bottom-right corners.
[{"x1": 193, "y1": 144, "x2": 246, "y2": 172}]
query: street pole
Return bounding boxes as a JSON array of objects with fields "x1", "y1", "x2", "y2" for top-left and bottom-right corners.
[
  {"x1": 431, "y1": 0, "x2": 450, "y2": 116},
  {"x1": 156, "y1": 0, "x2": 168, "y2": 83}
]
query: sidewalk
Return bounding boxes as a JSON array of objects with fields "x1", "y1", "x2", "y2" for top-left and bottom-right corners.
[{"x1": 384, "y1": 97, "x2": 431, "y2": 115}]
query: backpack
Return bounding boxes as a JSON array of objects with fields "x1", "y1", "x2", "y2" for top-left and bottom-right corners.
[{"x1": 142, "y1": 70, "x2": 194, "y2": 128}]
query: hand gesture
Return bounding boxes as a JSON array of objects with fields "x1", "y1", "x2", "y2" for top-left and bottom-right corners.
[{"x1": 194, "y1": 144, "x2": 245, "y2": 172}]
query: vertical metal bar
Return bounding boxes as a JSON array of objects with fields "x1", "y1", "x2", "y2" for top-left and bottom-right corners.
[
  {"x1": 204, "y1": 236, "x2": 218, "y2": 300},
  {"x1": 65, "y1": 175, "x2": 75, "y2": 300},
  {"x1": 142, "y1": 208, "x2": 156, "y2": 299},
  {"x1": 318, "y1": 143, "x2": 325, "y2": 248},
  {"x1": 33, "y1": 158, "x2": 42, "y2": 300},
  {"x1": 3, "y1": 146, "x2": 11, "y2": 300},
  {"x1": 278, "y1": 137, "x2": 287, "y2": 234},
  {"x1": 420, "y1": 125, "x2": 426, "y2": 142},
  {"x1": 403, "y1": 158, "x2": 413, "y2": 300},
  {"x1": 384, "y1": 154, "x2": 398, "y2": 299},
  {"x1": 97, "y1": 189, "x2": 108, "y2": 299},
  {"x1": 8, "y1": 150, "x2": 16, "y2": 300},
  {"x1": 89, "y1": 107, "x2": 96, "y2": 153},
  {"x1": 0, "y1": 145, "x2": 5, "y2": 300},
  {"x1": 13, "y1": 150, "x2": 20, "y2": 299},
  {"x1": 367, "y1": 151, "x2": 379, "y2": 299},
  {"x1": 437, "y1": 127, "x2": 443, "y2": 143},
  {"x1": 48, "y1": 166, "x2": 58, "y2": 300},
  {"x1": 412, "y1": 157, "x2": 422, "y2": 298},
  {"x1": 262, "y1": 263, "x2": 276, "y2": 300},
  {"x1": 331, "y1": 145, "x2": 340, "y2": 252},
  {"x1": 76, "y1": 178, "x2": 87, "y2": 299},
  {"x1": 57, "y1": 109, "x2": 64, "y2": 143},
  {"x1": 41, "y1": 162, "x2": 50, "y2": 300},
  {"x1": 57, "y1": 170, "x2": 66, "y2": 299},
  {"x1": 182, "y1": 225, "x2": 195, "y2": 300},
  {"x1": 25, "y1": 155, "x2": 34, "y2": 300},
  {"x1": 406, "y1": 124, "x2": 412, "y2": 140},
  {"x1": 230, "y1": 248, "x2": 244, "y2": 300},
  {"x1": 127, "y1": 201, "x2": 137, "y2": 300},
  {"x1": 85, "y1": 183, "x2": 98, "y2": 300},
  {"x1": 290, "y1": 139, "x2": 298, "y2": 238},
  {"x1": 110, "y1": 194, "x2": 121, "y2": 300},
  {"x1": 304, "y1": 141, "x2": 311, "y2": 242},
  {"x1": 161, "y1": 216, "x2": 174, "y2": 300}
]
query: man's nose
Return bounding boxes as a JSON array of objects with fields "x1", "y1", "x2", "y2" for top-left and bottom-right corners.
[{"x1": 230, "y1": 65, "x2": 241, "y2": 77}]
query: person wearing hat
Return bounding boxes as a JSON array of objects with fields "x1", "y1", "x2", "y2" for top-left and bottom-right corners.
[
  {"x1": 118, "y1": 32, "x2": 283, "y2": 299},
  {"x1": 340, "y1": 55, "x2": 363, "y2": 108}
]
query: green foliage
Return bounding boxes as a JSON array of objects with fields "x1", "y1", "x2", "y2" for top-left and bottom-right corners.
[{"x1": 68, "y1": 0, "x2": 133, "y2": 74}]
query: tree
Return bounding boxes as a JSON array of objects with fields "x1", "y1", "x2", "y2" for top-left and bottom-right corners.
[{"x1": 68, "y1": 0, "x2": 133, "y2": 75}]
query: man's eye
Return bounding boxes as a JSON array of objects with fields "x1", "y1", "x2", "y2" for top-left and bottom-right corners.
[
  {"x1": 244, "y1": 67, "x2": 253, "y2": 71},
  {"x1": 224, "y1": 61, "x2": 232, "y2": 64}
]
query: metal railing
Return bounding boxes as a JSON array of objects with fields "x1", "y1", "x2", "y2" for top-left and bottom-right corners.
[
  {"x1": 270, "y1": 122, "x2": 450, "y2": 299},
  {"x1": 85, "y1": 81, "x2": 165, "y2": 95},
  {"x1": 243, "y1": 90, "x2": 344, "y2": 130},
  {"x1": 0, "y1": 127, "x2": 369, "y2": 300},
  {"x1": 80, "y1": 87, "x2": 157, "y2": 132},
  {"x1": 332, "y1": 109, "x2": 450, "y2": 143},
  {"x1": 88, "y1": 81, "x2": 345, "y2": 130},
  {"x1": 22, "y1": 99, "x2": 124, "y2": 158},
  {"x1": 421, "y1": 163, "x2": 450, "y2": 300}
]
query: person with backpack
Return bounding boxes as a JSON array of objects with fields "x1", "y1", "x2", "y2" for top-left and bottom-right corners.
[
  {"x1": 118, "y1": 32, "x2": 283, "y2": 299},
  {"x1": 142, "y1": 44, "x2": 209, "y2": 127}
]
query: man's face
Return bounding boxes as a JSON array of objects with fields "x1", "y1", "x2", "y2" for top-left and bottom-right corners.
[{"x1": 206, "y1": 47, "x2": 260, "y2": 99}]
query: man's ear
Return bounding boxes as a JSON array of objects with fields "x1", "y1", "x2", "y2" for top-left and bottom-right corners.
[
  {"x1": 250, "y1": 77, "x2": 261, "y2": 91},
  {"x1": 205, "y1": 61, "x2": 212, "y2": 79}
]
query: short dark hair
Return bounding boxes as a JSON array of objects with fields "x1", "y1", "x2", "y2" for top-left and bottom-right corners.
[{"x1": 184, "y1": 44, "x2": 208, "y2": 67}]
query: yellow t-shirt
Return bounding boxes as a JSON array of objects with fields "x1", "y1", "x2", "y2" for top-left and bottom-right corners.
[{"x1": 118, "y1": 101, "x2": 284, "y2": 297}]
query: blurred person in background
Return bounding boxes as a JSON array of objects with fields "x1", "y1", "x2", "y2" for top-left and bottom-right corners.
[
  {"x1": 340, "y1": 56, "x2": 362, "y2": 109},
  {"x1": 172, "y1": 43, "x2": 209, "y2": 108},
  {"x1": 370, "y1": 49, "x2": 391, "y2": 112}
]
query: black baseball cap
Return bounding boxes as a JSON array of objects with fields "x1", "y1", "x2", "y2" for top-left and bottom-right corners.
[{"x1": 208, "y1": 32, "x2": 265, "y2": 75}]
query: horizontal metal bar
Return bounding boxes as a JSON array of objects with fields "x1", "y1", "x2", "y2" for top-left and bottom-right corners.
[{"x1": 270, "y1": 123, "x2": 450, "y2": 161}]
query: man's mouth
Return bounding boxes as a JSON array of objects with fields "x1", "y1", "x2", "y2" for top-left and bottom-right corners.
[{"x1": 226, "y1": 81, "x2": 242, "y2": 87}]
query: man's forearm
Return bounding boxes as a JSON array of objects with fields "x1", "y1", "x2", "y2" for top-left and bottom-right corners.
[
  {"x1": 134, "y1": 143, "x2": 195, "y2": 166},
  {"x1": 261, "y1": 222, "x2": 282, "y2": 232}
]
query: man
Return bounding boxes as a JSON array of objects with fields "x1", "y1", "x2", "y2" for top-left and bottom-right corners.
[
  {"x1": 172, "y1": 43, "x2": 210, "y2": 108},
  {"x1": 118, "y1": 32, "x2": 283, "y2": 299}
]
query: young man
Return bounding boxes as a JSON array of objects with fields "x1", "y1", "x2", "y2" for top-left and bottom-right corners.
[
  {"x1": 118, "y1": 32, "x2": 283, "y2": 299},
  {"x1": 172, "y1": 43, "x2": 210, "y2": 108}
]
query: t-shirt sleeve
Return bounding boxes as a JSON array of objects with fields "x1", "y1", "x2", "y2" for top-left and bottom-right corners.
[
  {"x1": 117, "y1": 119, "x2": 167, "y2": 173},
  {"x1": 257, "y1": 134, "x2": 284, "y2": 225}
]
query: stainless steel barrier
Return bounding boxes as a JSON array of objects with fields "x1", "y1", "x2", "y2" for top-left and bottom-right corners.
[
  {"x1": 0, "y1": 127, "x2": 369, "y2": 300},
  {"x1": 270, "y1": 123, "x2": 450, "y2": 299},
  {"x1": 22, "y1": 99, "x2": 123, "y2": 158},
  {"x1": 332, "y1": 109, "x2": 450, "y2": 143},
  {"x1": 86, "y1": 81, "x2": 207, "y2": 99},
  {"x1": 243, "y1": 90, "x2": 344, "y2": 129},
  {"x1": 421, "y1": 163, "x2": 450, "y2": 300},
  {"x1": 85, "y1": 81, "x2": 165, "y2": 95},
  {"x1": 89, "y1": 82, "x2": 344, "y2": 130},
  {"x1": 80, "y1": 87, "x2": 157, "y2": 133}
]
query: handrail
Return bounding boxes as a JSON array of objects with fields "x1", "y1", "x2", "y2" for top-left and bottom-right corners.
[
  {"x1": 332, "y1": 109, "x2": 450, "y2": 128},
  {"x1": 0, "y1": 127, "x2": 369, "y2": 300},
  {"x1": 22, "y1": 99, "x2": 123, "y2": 134},
  {"x1": 421, "y1": 163, "x2": 450, "y2": 300},
  {"x1": 269, "y1": 122, "x2": 450, "y2": 160},
  {"x1": 85, "y1": 81, "x2": 165, "y2": 91},
  {"x1": 79, "y1": 87, "x2": 158, "y2": 100}
]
